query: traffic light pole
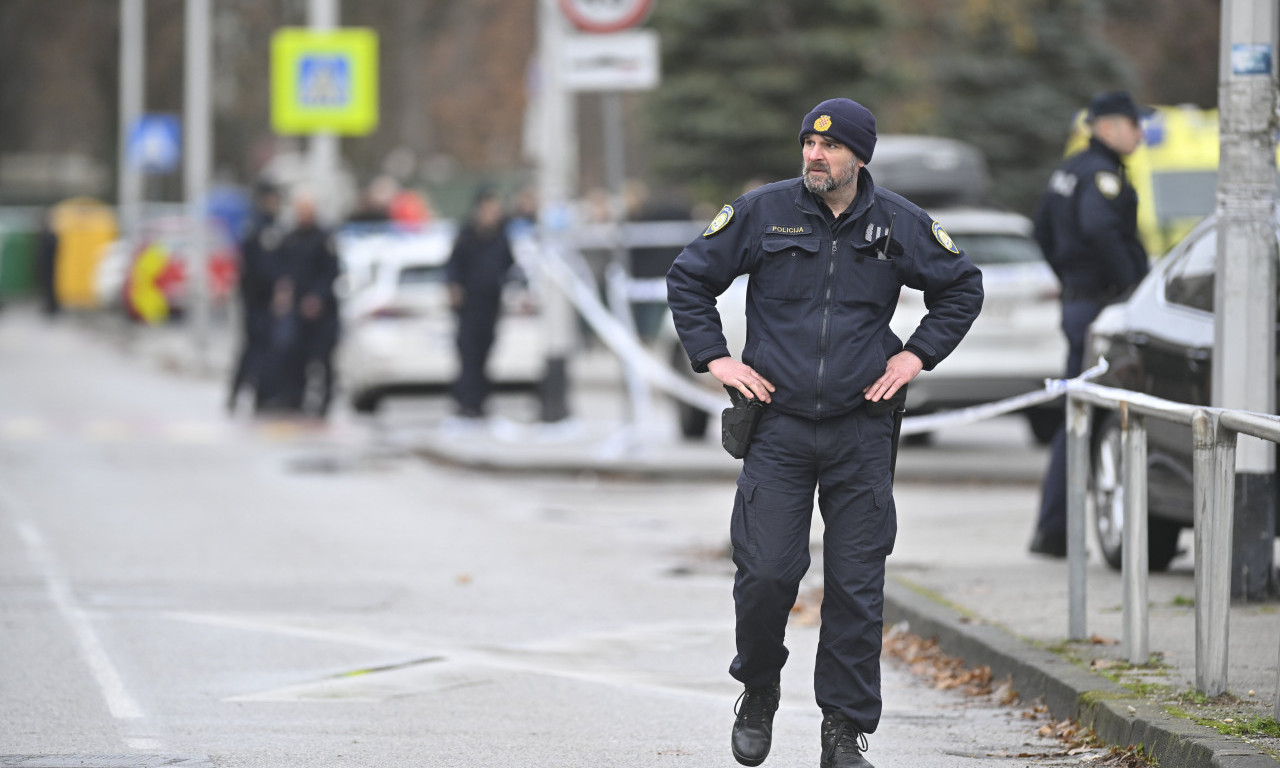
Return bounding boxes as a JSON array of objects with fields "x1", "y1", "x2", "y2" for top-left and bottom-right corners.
[{"x1": 1214, "y1": 0, "x2": 1278, "y2": 600}]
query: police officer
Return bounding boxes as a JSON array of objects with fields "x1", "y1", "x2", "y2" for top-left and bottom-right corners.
[
  {"x1": 227, "y1": 180, "x2": 282, "y2": 414},
  {"x1": 667, "y1": 98, "x2": 983, "y2": 768},
  {"x1": 446, "y1": 188, "x2": 515, "y2": 418},
  {"x1": 277, "y1": 192, "x2": 341, "y2": 417},
  {"x1": 1030, "y1": 90, "x2": 1150, "y2": 557}
]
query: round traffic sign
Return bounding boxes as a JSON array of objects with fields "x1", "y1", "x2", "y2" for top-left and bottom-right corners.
[{"x1": 557, "y1": 0, "x2": 655, "y2": 34}]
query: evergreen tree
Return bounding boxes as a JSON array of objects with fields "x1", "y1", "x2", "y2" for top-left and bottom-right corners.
[
  {"x1": 926, "y1": 0, "x2": 1134, "y2": 215},
  {"x1": 643, "y1": 0, "x2": 901, "y2": 204}
]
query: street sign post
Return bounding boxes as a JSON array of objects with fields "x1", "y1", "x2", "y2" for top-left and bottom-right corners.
[
  {"x1": 562, "y1": 30, "x2": 660, "y2": 92},
  {"x1": 128, "y1": 114, "x2": 182, "y2": 174}
]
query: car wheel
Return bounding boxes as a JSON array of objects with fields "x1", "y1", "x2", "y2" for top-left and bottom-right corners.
[
  {"x1": 1091, "y1": 413, "x2": 1183, "y2": 571},
  {"x1": 352, "y1": 390, "x2": 382, "y2": 415},
  {"x1": 1026, "y1": 406, "x2": 1062, "y2": 445}
]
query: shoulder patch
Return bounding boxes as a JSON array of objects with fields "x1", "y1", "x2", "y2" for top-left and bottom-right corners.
[
  {"x1": 703, "y1": 204, "x2": 734, "y2": 237},
  {"x1": 1095, "y1": 171, "x2": 1121, "y2": 199},
  {"x1": 931, "y1": 221, "x2": 959, "y2": 254}
]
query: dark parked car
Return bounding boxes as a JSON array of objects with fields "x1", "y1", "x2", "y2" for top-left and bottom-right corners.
[{"x1": 1084, "y1": 211, "x2": 1280, "y2": 571}]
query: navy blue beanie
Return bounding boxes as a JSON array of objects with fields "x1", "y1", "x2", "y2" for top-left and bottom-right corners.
[{"x1": 798, "y1": 98, "x2": 877, "y2": 163}]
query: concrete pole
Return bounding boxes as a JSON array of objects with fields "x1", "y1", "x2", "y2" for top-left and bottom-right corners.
[
  {"x1": 536, "y1": 0, "x2": 578, "y2": 422},
  {"x1": 602, "y1": 92, "x2": 654, "y2": 434},
  {"x1": 1214, "y1": 0, "x2": 1278, "y2": 600},
  {"x1": 184, "y1": 0, "x2": 212, "y2": 372},
  {"x1": 309, "y1": 0, "x2": 341, "y2": 224},
  {"x1": 117, "y1": 0, "x2": 145, "y2": 240}
]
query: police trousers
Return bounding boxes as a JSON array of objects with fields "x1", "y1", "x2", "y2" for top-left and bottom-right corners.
[{"x1": 728, "y1": 405, "x2": 897, "y2": 734}]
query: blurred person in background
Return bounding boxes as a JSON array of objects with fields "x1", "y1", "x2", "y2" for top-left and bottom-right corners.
[
  {"x1": 446, "y1": 187, "x2": 515, "y2": 419},
  {"x1": 227, "y1": 181, "x2": 282, "y2": 414},
  {"x1": 276, "y1": 191, "x2": 341, "y2": 418},
  {"x1": 346, "y1": 175, "x2": 396, "y2": 225},
  {"x1": 667, "y1": 97, "x2": 982, "y2": 768},
  {"x1": 36, "y1": 208, "x2": 59, "y2": 318},
  {"x1": 1030, "y1": 90, "x2": 1151, "y2": 557}
]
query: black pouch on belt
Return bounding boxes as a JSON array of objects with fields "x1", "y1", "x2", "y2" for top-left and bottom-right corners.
[{"x1": 721, "y1": 385, "x2": 767, "y2": 459}]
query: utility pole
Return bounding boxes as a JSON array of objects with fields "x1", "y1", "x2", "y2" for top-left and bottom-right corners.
[
  {"x1": 309, "y1": 0, "x2": 341, "y2": 224},
  {"x1": 184, "y1": 0, "x2": 212, "y2": 372},
  {"x1": 1214, "y1": 0, "x2": 1278, "y2": 600},
  {"x1": 118, "y1": 0, "x2": 145, "y2": 240},
  {"x1": 535, "y1": 0, "x2": 578, "y2": 422}
]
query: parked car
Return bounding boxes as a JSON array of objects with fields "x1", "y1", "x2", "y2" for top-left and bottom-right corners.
[
  {"x1": 659, "y1": 207, "x2": 1066, "y2": 443},
  {"x1": 338, "y1": 223, "x2": 545, "y2": 414},
  {"x1": 1084, "y1": 211, "x2": 1280, "y2": 571}
]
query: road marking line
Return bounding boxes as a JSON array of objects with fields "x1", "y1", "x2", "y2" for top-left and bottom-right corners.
[{"x1": 12, "y1": 515, "x2": 147, "y2": 722}]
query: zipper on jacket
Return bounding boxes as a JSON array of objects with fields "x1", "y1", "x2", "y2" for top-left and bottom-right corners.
[{"x1": 815, "y1": 238, "x2": 838, "y2": 417}]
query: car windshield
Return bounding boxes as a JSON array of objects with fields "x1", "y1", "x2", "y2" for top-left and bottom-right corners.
[
  {"x1": 398, "y1": 265, "x2": 447, "y2": 285},
  {"x1": 1163, "y1": 224, "x2": 1280, "y2": 314},
  {"x1": 950, "y1": 233, "x2": 1042, "y2": 265}
]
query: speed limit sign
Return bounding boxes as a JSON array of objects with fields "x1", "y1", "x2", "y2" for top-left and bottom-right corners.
[{"x1": 557, "y1": 0, "x2": 655, "y2": 33}]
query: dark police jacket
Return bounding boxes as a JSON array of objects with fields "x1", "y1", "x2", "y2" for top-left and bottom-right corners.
[
  {"x1": 1033, "y1": 137, "x2": 1148, "y2": 301},
  {"x1": 666, "y1": 171, "x2": 984, "y2": 421}
]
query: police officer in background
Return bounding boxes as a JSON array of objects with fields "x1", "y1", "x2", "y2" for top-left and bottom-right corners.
[
  {"x1": 1029, "y1": 90, "x2": 1151, "y2": 557},
  {"x1": 667, "y1": 98, "x2": 983, "y2": 768}
]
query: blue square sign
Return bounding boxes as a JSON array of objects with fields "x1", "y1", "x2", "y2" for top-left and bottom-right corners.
[
  {"x1": 298, "y1": 55, "x2": 352, "y2": 108},
  {"x1": 127, "y1": 114, "x2": 182, "y2": 174}
]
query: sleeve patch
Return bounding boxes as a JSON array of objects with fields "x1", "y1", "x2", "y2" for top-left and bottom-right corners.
[
  {"x1": 931, "y1": 221, "x2": 959, "y2": 254},
  {"x1": 703, "y1": 204, "x2": 734, "y2": 237},
  {"x1": 1095, "y1": 171, "x2": 1121, "y2": 199}
]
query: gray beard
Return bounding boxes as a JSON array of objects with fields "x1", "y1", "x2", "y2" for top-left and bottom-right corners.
[{"x1": 802, "y1": 161, "x2": 856, "y2": 195}]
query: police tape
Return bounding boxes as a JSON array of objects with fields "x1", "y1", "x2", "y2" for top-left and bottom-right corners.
[
  {"x1": 534, "y1": 240, "x2": 1107, "y2": 434},
  {"x1": 897, "y1": 361, "x2": 1108, "y2": 435}
]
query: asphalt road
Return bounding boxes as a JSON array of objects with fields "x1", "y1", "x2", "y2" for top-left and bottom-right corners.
[{"x1": 1, "y1": 310, "x2": 1089, "y2": 767}]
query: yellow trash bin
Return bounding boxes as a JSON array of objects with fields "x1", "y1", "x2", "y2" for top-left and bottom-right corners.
[{"x1": 51, "y1": 197, "x2": 117, "y2": 310}]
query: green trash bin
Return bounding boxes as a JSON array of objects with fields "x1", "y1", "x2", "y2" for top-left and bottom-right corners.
[{"x1": 0, "y1": 228, "x2": 38, "y2": 299}]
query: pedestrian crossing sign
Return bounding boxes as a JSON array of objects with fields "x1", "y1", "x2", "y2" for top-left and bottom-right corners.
[{"x1": 271, "y1": 27, "x2": 378, "y2": 136}]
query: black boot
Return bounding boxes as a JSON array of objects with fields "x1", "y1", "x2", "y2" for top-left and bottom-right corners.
[
  {"x1": 731, "y1": 683, "x2": 780, "y2": 766},
  {"x1": 820, "y1": 713, "x2": 874, "y2": 768}
]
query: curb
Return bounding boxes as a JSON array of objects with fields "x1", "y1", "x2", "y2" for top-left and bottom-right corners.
[{"x1": 882, "y1": 578, "x2": 1280, "y2": 767}]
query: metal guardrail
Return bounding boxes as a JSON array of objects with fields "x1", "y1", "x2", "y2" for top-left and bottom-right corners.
[{"x1": 1064, "y1": 375, "x2": 1280, "y2": 710}]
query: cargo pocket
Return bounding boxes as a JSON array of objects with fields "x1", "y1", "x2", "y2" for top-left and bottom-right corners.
[
  {"x1": 758, "y1": 236, "x2": 821, "y2": 300},
  {"x1": 853, "y1": 478, "x2": 897, "y2": 559}
]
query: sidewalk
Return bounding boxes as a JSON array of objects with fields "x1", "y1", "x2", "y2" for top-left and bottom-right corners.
[{"x1": 109, "y1": 314, "x2": 1280, "y2": 766}]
